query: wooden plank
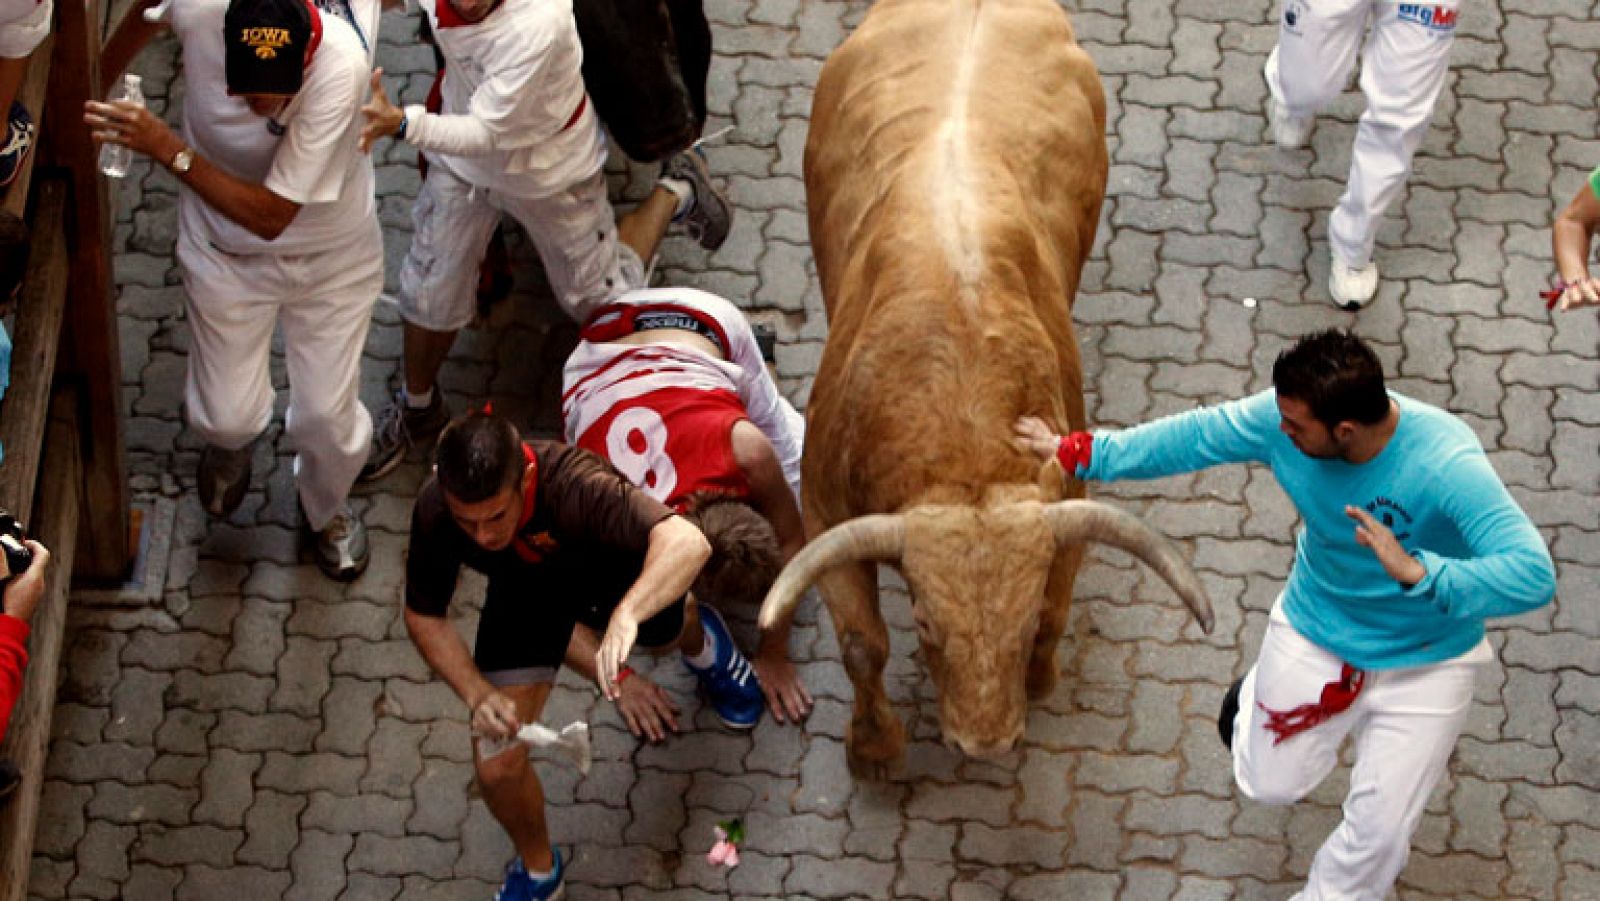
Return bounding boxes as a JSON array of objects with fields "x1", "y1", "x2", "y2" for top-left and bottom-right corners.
[
  {"x1": 99, "y1": 0, "x2": 160, "y2": 97},
  {"x1": 0, "y1": 33, "x2": 54, "y2": 227},
  {"x1": 45, "y1": 0, "x2": 131, "y2": 582},
  {"x1": 103, "y1": 0, "x2": 139, "y2": 40},
  {"x1": 0, "y1": 388, "x2": 82, "y2": 901},
  {"x1": 0, "y1": 181, "x2": 69, "y2": 518}
]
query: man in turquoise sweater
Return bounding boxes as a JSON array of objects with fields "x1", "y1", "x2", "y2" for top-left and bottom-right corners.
[{"x1": 1015, "y1": 329, "x2": 1554, "y2": 900}]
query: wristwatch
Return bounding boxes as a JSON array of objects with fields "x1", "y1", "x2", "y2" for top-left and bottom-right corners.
[{"x1": 169, "y1": 147, "x2": 194, "y2": 175}]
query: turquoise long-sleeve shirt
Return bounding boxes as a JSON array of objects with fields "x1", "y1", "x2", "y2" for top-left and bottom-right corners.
[{"x1": 1083, "y1": 390, "x2": 1555, "y2": 670}]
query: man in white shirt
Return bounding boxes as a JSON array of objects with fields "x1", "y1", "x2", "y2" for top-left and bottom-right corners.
[
  {"x1": 356, "y1": 0, "x2": 733, "y2": 483},
  {"x1": 84, "y1": 0, "x2": 383, "y2": 579}
]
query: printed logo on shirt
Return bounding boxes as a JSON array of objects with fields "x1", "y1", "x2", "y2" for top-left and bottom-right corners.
[
  {"x1": 241, "y1": 26, "x2": 294, "y2": 59},
  {"x1": 1396, "y1": 4, "x2": 1458, "y2": 34},
  {"x1": 513, "y1": 530, "x2": 559, "y2": 564},
  {"x1": 1282, "y1": 0, "x2": 1305, "y2": 35},
  {"x1": 1363, "y1": 496, "x2": 1414, "y2": 542}
]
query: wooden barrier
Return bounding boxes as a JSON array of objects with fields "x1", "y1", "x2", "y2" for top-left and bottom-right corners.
[
  {"x1": 0, "y1": 0, "x2": 137, "y2": 892},
  {"x1": 0, "y1": 390, "x2": 82, "y2": 900}
]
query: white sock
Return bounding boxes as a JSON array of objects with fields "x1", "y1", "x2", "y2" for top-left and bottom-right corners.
[
  {"x1": 404, "y1": 387, "x2": 434, "y2": 409},
  {"x1": 684, "y1": 618, "x2": 719, "y2": 669},
  {"x1": 658, "y1": 177, "x2": 695, "y2": 221},
  {"x1": 523, "y1": 864, "x2": 552, "y2": 881}
]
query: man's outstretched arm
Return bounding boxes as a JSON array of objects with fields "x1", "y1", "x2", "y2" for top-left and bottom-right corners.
[
  {"x1": 1013, "y1": 390, "x2": 1280, "y2": 483},
  {"x1": 595, "y1": 516, "x2": 710, "y2": 696},
  {"x1": 732, "y1": 421, "x2": 812, "y2": 722},
  {"x1": 405, "y1": 607, "x2": 521, "y2": 741}
]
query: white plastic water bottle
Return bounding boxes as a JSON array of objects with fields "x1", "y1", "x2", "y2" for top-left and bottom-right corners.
[{"x1": 98, "y1": 73, "x2": 144, "y2": 179}]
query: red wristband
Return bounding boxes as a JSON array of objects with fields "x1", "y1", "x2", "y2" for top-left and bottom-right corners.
[
  {"x1": 1055, "y1": 431, "x2": 1094, "y2": 476},
  {"x1": 614, "y1": 665, "x2": 635, "y2": 685}
]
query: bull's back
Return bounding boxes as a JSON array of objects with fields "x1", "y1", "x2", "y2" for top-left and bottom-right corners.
[
  {"x1": 805, "y1": 0, "x2": 1106, "y2": 306},
  {"x1": 802, "y1": 0, "x2": 1108, "y2": 519}
]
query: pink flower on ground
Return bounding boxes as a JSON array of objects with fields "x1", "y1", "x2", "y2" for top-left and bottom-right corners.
[
  {"x1": 707, "y1": 820, "x2": 744, "y2": 869},
  {"x1": 707, "y1": 840, "x2": 737, "y2": 867}
]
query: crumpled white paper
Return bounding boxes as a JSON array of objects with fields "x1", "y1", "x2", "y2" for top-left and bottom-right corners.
[{"x1": 479, "y1": 721, "x2": 592, "y2": 775}]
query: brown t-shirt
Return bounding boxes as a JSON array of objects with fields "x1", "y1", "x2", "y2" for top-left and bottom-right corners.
[{"x1": 405, "y1": 440, "x2": 674, "y2": 618}]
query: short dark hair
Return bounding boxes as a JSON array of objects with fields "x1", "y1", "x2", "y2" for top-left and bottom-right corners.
[
  {"x1": 1272, "y1": 329, "x2": 1390, "y2": 429},
  {"x1": 682, "y1": 494, "x2": 782, "y2": 610},
  {"x1": 435, "y1": 410, "x2": 523, "y2": 503}
]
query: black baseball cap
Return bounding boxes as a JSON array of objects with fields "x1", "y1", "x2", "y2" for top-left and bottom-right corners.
[{"x1": 224, "y1": 0, "x2": 318, "y2": 96}]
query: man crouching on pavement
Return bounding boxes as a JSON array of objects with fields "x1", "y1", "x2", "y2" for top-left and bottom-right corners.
[{"x1": 403, "y1": 408, "x2": 709, "y2": 900}]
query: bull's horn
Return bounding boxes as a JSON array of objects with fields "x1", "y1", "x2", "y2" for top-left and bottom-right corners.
[
  {"x1": 1042, "y1": 500, "x2": 1215, "y2": 632},
  {"x1": 757, "y1": 515, "x2": 905, "y2": 631}
]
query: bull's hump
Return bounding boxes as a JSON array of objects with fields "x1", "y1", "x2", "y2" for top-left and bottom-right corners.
[{"x1": 834, "y1": 0, "x2": 1086, "y2": 297}]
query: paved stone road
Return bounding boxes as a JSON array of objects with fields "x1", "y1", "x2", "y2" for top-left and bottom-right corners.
[{"x1": 26, "y1": 0, "x2": 1600, "y2": 897}]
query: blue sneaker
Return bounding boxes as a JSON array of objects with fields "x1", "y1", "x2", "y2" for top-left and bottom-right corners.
[
  {"x1": 686, "y1": 606, "x2": 764, "y2": 730},
  {"x1": 494, "y1": 851, "x2": 564, "y2": 901}
]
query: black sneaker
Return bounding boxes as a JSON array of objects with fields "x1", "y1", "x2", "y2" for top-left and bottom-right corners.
[
  {"x1": 1218, "y1": 676, "x2": 1244, "y2": 751},
  {"x1": 360, "y1": 388, "x2": 449, "y2": 482},
  {"x1": 198, "y1": 443, "x2": 253, "y2": 518},
  {"x1": 661, "y1": 147, "x2": 732, "y2": 252}
]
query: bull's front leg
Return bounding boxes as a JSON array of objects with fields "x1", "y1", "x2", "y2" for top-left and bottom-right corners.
[
  {"x1": 818, "y1": 561, "x2": 904, "y2": 778},
  {"x1": 1029, "y1": 546, "x2": 1085, "y2": 699}
]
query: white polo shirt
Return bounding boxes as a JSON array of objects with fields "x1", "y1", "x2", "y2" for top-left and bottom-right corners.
[
  {"x1": 172, "y1": 0, "x2": 378, "y2": 255},
  {"x1": 405, "y1": 0, "x2": 606, "y2": 199}
]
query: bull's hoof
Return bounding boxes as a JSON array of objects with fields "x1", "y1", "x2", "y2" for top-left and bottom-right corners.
[
  {"x1": 846, "y1": 716, "x2": 906, "y2": 781},
  {"x1": 1026, "y1": 655, "x2": 1060, "y2": 700}
]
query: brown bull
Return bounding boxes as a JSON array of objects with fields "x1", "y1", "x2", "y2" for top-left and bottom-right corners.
[{"x1": 759, "y1": 0, "x2": 1214, "y2": 772}]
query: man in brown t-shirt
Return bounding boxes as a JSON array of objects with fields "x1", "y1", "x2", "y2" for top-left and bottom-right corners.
[{"x1": 403, "y1": 410, "x2": 710, "y2": 898}]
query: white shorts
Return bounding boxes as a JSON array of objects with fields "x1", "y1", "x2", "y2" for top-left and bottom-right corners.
[
  {"x1": 398, "y1": 161, "x2": 644, "y2": 331},
  {"x1": 0, "y1": 0, "x2": 51, "y2": 58}
]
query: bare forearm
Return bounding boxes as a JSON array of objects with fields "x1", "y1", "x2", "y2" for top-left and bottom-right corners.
[
  {"x1": 84, "y1": 102, "x2": 299, "y2": 241},
  {"x1": 616, "y1": 518, "x2": 710, "y2": 624},
  {"x1": 175, "y1": 151, "x2": 300, "y2": 241},
  {"x1": 757, "y1": 615, "x2": 793, "y2": 658},
  {"x1": 405, "y1": 608, "x2": 494, "y2": 709},
  {"x1": 1553, "y1": 218, "x2": 1593, "y2": 282},
  {"x1": 563, "y1": 623, "x2": 601, "y2": 684}
]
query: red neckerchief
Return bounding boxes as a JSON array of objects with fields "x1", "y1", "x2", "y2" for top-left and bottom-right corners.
[
  {"x1": 510, "y1": 444, "x2": 554, "y2": 564},
  {"x1": 302, "y1": 0, "x2": 323, "y2": 70},
  {"x1": 1258, "y1": 663, "x2": 1366, "y2": 746},
  {"x1": 432, "y1": 0, "x2": 473, "y2": 27}
]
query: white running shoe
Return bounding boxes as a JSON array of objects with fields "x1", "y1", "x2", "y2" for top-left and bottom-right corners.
[
  {"x1": 1328, "y1": 257, "x2": 1379, "y2": 311},
  {"x1": 1267, "y1": 97, "x2": 1314, "y2": 150}
]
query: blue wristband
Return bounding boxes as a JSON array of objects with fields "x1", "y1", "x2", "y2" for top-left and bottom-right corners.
[{"x1": 396, "y1": 111, "x2": 409, "y2": 141}]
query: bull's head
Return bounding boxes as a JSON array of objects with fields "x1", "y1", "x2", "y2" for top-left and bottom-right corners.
[{"x1": 758, "y1": 499, "x2": 1212, "y2": 758}]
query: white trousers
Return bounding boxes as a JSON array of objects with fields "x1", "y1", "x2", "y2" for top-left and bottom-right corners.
[
  {"x1": 178, "y1": 221, "x2": 382, "y2": 531},
  {"x1": 1266, "y1": 0, "x2": 1460, "y2": 267},
  {"x1": 1233, "y1": 602, "x2": 1490, "y2": 900},
  {"x1": 398, "y1": 161, "x2": 644, "y2": 331}
]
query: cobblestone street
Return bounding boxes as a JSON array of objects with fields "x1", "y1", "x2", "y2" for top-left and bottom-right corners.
[{"x1": 24, "y1": 0, "x2": 1600, "y2": 897}]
